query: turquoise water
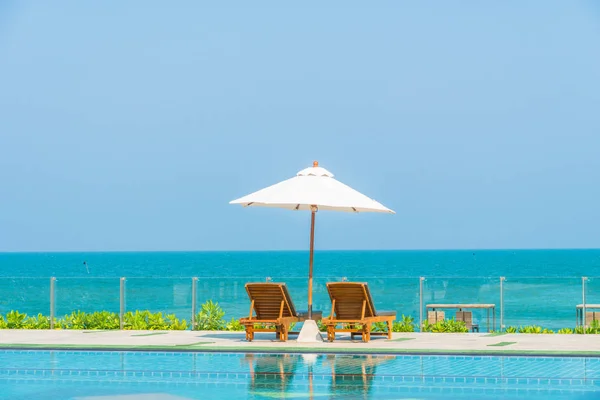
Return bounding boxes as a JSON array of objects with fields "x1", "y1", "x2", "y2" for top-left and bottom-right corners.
[
  {"x1": 1, "y1": 351, "x2": 600, "y2": 399},
  {"x1": 1, "y1": 250, "x2": 600, "y2": 329}
]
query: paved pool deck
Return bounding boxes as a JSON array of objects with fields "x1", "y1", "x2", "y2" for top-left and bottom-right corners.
[{"x1": 0, "y1": 330, "x2": 598, "y2": 356}]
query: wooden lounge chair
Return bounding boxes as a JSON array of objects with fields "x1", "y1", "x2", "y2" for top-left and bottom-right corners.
[
  {"x1": 240, "y1": 282, "x2": 322, "y2": 342},
  {"x1": 321, "y1": 282, "x2": 396, "y2": 342}
]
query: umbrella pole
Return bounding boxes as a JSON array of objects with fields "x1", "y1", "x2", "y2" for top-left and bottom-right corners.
[
  {"x1": 308, "y1": 209, "x2": 316, "y2": 320},
  {"x1": 297, "y1": 207, "x2": 323, "y2": 342}
]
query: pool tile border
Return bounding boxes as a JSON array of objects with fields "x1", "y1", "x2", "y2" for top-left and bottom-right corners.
[{"x1": 2, "y1": 344, "x2": 600, "y2": 358}]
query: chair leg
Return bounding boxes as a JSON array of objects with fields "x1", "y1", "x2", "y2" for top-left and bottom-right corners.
[
  {"x1": 327, "y1": 325, "x2": 335, "y2": 342},
  {"x1": 279, "y1": 324, "x2": 288, "y2": 342},
  {"x1": 350, "y1": 324, "x2": 357, "y2": 340},
  {"x1": 387, "y1": 320, "x2": 393, "y2": 339},
  {"x1": 246, "y1": 326, "x2": 254, "y2": 342},
  {"x1": 362, "y1": 324, "x2": 371, "y2": 343}
]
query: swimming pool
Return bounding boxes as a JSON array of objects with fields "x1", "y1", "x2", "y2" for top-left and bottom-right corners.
[{"x1": 1, "y1": 351, "x2": 600, "y2": 399}]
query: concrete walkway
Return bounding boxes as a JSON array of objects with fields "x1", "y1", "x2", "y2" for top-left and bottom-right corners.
[{"x1": 0, "y1": 330, "x2": 599, "y2": 356}]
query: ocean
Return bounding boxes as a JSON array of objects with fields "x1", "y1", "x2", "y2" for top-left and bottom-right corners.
[{"x1": 1, "y1": 249, "x2": 600, "y2": 330}]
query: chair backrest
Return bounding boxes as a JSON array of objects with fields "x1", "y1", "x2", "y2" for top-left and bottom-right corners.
[
  {"x1": 456, "y1": 311, "x2": 472, "y2": 328},
  {"x1": 586, "y1": 311, "x2": 599, "y2": 327},
  {"x1": 326, "y1": 282, "x2": 377, "y2": 319},
  {"x1": 428, "y1": 311, "x2": 445, "y2": 324},
  {"x1": 245, "y1": 283, "x2": 297, "y2": 319}
]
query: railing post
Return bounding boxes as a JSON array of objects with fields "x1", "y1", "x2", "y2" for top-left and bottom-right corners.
[
  {"x1": 191, "y1": 277, "x2": 198, "y2": 329},
  {"x1": 419, "y1": 277, "x2": 425, "y2": 331},
  {"x1": 120, "y1": 277, "x2": 126, "y2": 330},
  {"x1": 500, "y1": 277, "x2": 505, "y2": 331},
  {"x1": 50, "y1": 277, "x2": 56, "y2": 329},
  {"x1": 583, "y1": 276, "x2": 587, "y2": 335}
]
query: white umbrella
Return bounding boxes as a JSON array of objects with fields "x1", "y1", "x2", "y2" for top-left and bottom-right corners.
[{"x1": 230, "y1": 161, "x2": 394, "y2": 342}]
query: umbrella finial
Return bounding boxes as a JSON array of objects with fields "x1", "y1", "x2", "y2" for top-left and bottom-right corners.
[{"x1": 313, "y1": 160, "x2": 319, "y2": 167}]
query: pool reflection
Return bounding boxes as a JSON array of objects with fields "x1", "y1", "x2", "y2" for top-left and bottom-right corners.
[
  {"x1": 243, "y1": 353, "x2": 300, "y2": 396},
  {"x1": 243, "y1": 353, "x2": 394, "y2": 399},
  {"x1": 325, "y1": 354, "x2": 395, "y2": 398}
]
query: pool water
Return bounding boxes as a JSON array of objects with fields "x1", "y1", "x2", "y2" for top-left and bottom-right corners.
[{"x1": 1, "y1": 351, "x2": 600, "y2": 399}]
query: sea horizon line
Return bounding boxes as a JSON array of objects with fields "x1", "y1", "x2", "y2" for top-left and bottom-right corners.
[{"x1": 1, "y1": 247, "x2": 600, "y2": 254}]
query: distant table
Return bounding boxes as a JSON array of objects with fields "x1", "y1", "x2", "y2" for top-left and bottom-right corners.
[
  {"x1": 426, "y1": 304, "x2": 496, "y2": 332},
  {"x1": 576, "y1": 304, "x2": 600, "y2": 327}
]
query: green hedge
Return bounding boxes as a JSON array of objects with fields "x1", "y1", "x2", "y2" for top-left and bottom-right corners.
[
  {"x1": 0, "y1": 303, "x2": 418, "y2": 332},
  {"x1": 0, "y1": 300, "x2": 234, "y2": 331},
  {"x1": 0, "y1": 310, "x2": 188, "y2": 331},
  {"x1": 503, "y1": 321, "x2": 600, "y2": 334},
  {"x1": 1, "y1": 302, "x2": 596, "y2": 334}
]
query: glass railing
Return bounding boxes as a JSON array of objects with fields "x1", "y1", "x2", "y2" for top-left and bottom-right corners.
[
  {"x1": 582, "y1": 276, "x2": 600, "y2": 328},
  {"x1": 55, "y1": 277, "x2": 120, "y2": 316},
  {"x1": 503, "y1": 277, "x2": 582, "y2": 330},
  {"x1": 125, "y1": 277, "x2": 193, "y2": 321},
  {"x1": 422, "y1": 277, "x2": 500, "y2": 332},
  {"x1": 0, "y1": 276, "x2": 592, "y2": 331},
  {"x1": 0, "y1": 278, "x2": 50, "y2": 316}
]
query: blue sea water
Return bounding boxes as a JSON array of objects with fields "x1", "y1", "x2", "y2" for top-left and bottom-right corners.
[{"x1": 1, "y1": 249, "x2": 600, "y2": 329}]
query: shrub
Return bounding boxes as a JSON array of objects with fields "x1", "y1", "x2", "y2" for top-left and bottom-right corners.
[
  {"x1": 372, "y1": 322, "x2": 388, "y2": 332},
  {"x1": 515, "y1": 325, "x2": 554, "y2": 334},
  {"x1": 0, "y1": 310, "x2": 188, "y2": 330},
  {"x1": 60, "y1": 311, "x2": 88, "y2": 330},
  {"x1": 124, "y1": 311, "x2": 150, "y2": 330},
  {"x1": 558, "y1": 328, "x2": 574, "y2": 334},
  {"x1": 148, "y1": 312, "x2": 170, "y2": 330},
  {"x1": 23, "y1": 314, "x2": 50, "y2": 329},
  {"x1": 195, "y1": 300, "x2": 225, "y2": 330},
  {"x1": 84, "y1": 311, "x2": 120, "y2": 330},
  {"x1": 518, "y1": 325, "x2": 542, "y2": 334},
  {"x1": 422, "y1": 318, "x2": 468, "y2": 333},
  {"x1": 225, "y1": 318, "x2": 244, "y2": 331},
  {"x1": 317, "y1": 320, "x2": 327, "y2": 332},
  {"x1": 586, "y1": 320, "x2": 600, "y2": 334},
  {"x1": 123, "y1": 310, "x2": 189, "y2": 330},
  {"x1": 166, "y1": 314, "x2": 188, "y2": 330},
  {"x1": 518, "y1": 325, "x2": 533, "y2": 334},
  {"x1": 392, "y1": 315, "x2": 416, "y2": 332},
  {"x1": 6, "y1": 311, "x2": 27, "y2": 329}
]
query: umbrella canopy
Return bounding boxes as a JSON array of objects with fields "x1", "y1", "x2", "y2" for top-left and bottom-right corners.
[
  {"x1": 230, "y1": 162, "x2": 394, "y2": 213},
  {"x1": 230, "y1": 161, "x2": 394, "y2": 329}
]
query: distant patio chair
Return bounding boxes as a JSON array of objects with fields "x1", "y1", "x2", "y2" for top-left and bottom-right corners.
[
  {"x1": 586, "y1": 311, "x2": 600, "y2": 327},
  {"x1": 428, "y1": 310, "x2": 445, "y2": 324},
  {"x1": 456, "y1": 311, "x2": 479, "y2": 332}
]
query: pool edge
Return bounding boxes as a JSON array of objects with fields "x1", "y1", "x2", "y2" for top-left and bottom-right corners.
[{"x1": 1, "y1": 344, "x2": 600, "y2": 358}]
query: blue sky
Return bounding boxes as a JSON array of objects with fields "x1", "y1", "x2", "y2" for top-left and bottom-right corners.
[{"x1": 1, "y1": 1, "x2": 599, "y2": 251}]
